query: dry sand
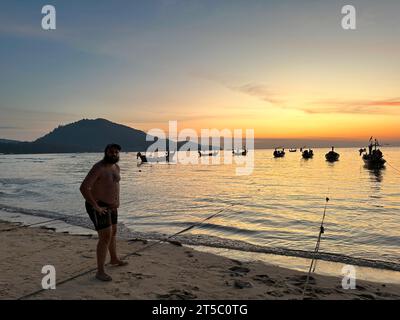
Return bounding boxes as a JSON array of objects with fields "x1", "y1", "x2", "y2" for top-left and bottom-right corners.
[{"x1": 1, "y1": 220, "x2": 399, "y2": 300}]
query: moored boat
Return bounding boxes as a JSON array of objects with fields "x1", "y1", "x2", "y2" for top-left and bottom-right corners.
[
  {"x1": 273, "y1": 148, "x2": 285, "y2": 158},
  {"x1": 302, "y1": 149, "x2": 314, "y2": 159},
  {"x1": 198, "y1": 150, "x2": 219, "y2": 157},
  {"x1": 137, "y1": 151, "x2": 173, "y2": 163},
  {"x1": 361, "y1": 138, "x2": 386, "y2": 169},
  {"x1": 325, "y1": 147, "x2": 340, "y2": 162},
  {"x1": 232, "y1": 149, "x2": 247, "y2": 156}
]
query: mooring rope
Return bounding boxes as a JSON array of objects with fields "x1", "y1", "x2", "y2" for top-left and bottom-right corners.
[
  {"x1": 17, "y1": 203, "x2": 236, "y2": 300},
  {"x1": 1, "y1": 217, "x2": 73, "y2": 232},
  {"x1": 301, "y1": 197, "x2": 330, "y2": 299},
  {"x1": 385, "y1": 159, "x2": 400, "y2": 175},
  {"x1": 0, "y1": 197, "x2": 153, "y2": 233}
]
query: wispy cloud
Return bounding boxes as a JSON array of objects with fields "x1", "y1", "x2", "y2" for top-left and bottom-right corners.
[
  {"x1": 304, "y1": 98, "x2": 400, "y2": 115},
  {"x1": 121, "y1": 109, "x2": 254, "y2": 125},
  {"x1": 226, "y1": 80, "x2": 400, "y2": 115},
  {"x1": 229, "y1": 83, "x2": 284, "y2": 105}
]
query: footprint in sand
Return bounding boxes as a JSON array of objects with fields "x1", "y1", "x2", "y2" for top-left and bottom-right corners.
[
  {"x1": 356, "y1": 285, "x2": 367, "y2": 291},
  {"x1": 286, "y1": 287, "x2": 303, "y2": 294},
  {"x1": 356, "y1": 293, "x2": 378, "y2": 300},
  {"x1": 230, "y1": 259, "x2": 243, "y2": 266},
  {"x1": 126, "y1": 272, "x2": 155, "y2": 280},
  {"x1": 234, "y1": 280, "x2": 253, "y2": 289},
  {"x1": 287, "y1": 275, "x2": 316, "y2": 286},
  {"x1": 375, "y1": 291, "x2": 399, "y2": 298},
  {"x1": 229, "y1": 266, "x2": 251, "y2": 277},
  {"x1": 157, "y1": 289, "x2": 197, "y2": 300},
  {"x1": 313, "y1": 287, "x2": 333, "y2": 295},
  {"x1": 229, "y1": 266, "x2": 250, "y2": 273},
  {"x1": 185, "y1": 251, "x2": 194, "y2": 258},
  {"x1": 252, "y1": 274, "x2": 276, "y2": 286},
  {"x1": 266, "y1": 290, "x2": 284, "y2": 297}
]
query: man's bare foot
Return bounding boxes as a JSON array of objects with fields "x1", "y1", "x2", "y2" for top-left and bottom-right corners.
[
  {"x1": 96, "y1": 272, "x2": 113, "y2": 281},
  {"x1": 109, "y1": 259, "x2": 129, "y2": 267}
]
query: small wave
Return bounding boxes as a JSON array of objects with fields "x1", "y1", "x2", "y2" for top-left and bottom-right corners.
[
  {"x1": 0, "y1": 178, "x2": 41, "y2": 185},
  {"x1": 0, "y1": 204, "x2": 66, "y2": 218},
  {"x1": 0, "y1": 189, "x2": 42, "y2": 198},
  {"x1": 162, "y1": 233, "x2": 400, "y2": 272},
  {"x1": 195, "y1": 222, "x2": 258, "y2": 235},
  {"x1": 11, "y1": 157, "x2": 53, "y2": 161},
  {"x1": 133, "y1": 220, "x2": 258, "y2": 235}
]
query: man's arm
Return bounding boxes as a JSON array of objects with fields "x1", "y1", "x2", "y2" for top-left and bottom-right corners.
[{"x1": 80, "y1": 165, "x2": 104, "y2": 212}]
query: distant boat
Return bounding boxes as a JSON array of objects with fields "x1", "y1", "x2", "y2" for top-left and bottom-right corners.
[
  {"x1": 361, "y1": 138, "x2": 386, "y2": 169},
  {"x1": 273, "y1": 148, "x2": 285, "y2": 158},
  {"x1": 137, "y1": 151, "x2": 173, "y2": 163},
  {"x1": 232, "y1": 149, "x2": 247, "y2": 156},
  {"x1": 302, "y1": 149, "x2": 314, "y2": 159},
  {"x1": 137, "y1": 152, "x2": 148, "y2": 163},
  {"x1": 198, "y1": 150, "x2": 219, "y2": 157},
  {"x1": 289, "y1": 149, "x2": 297, "y2": 152},
  {"x1": 325, "y1": 147, "x2": 340, "y2": 162}
]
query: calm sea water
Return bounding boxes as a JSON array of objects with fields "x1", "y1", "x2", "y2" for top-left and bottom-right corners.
[{"x1": 1, "y1": 148, "x2": 399, "y2": 269}]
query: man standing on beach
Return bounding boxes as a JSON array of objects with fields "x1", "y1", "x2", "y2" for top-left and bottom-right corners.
[{"x1": 80, "y1": 143, "x2": 128, "y2": 281}]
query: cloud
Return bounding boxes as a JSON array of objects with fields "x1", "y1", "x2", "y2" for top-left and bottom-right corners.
[
  {"x1": 225, "y1": 80, "x2": 400, "y2": 116},
  {"x1": 303, "y1": 98, "x2": 400, "y2": 115},
  {"x1": 229, "y1": 83, "x2": 285, "y2": 105},
  {"x1": 121, "y1": 110, "x2": 252, "y2": 125},
  {"x1": 190, "y1": 73, "x2": 285, "y2": 106}
]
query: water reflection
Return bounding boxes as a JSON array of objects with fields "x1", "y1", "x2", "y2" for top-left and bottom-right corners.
[
  {"x1": 366, "y1": 166, "x2": 385, "y2": 184},
  {"x1": 0, "y1": 149, "x2": 400, "y2": 264}
]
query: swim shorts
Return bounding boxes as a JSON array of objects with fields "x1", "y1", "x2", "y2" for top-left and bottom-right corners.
[{"x1": 85, "y1": 201, "x2": 118, "y2": 231}]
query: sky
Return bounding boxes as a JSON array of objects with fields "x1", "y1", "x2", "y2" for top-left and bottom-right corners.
[{"x1": 0, "y1": 0, "x2": 399, "y2": 142}]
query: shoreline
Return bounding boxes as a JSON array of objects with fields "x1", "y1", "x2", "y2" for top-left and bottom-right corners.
[
  {"x1": 1, "y1": 209, "x2": 400, "y2": 285},
  {"x1": 1, "y1": 220, "x2": 400, "y2": 300}
]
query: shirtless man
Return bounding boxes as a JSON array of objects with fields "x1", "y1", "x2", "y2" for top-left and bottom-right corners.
[{"x1": 80, "y1": 143, "x2": 127, "y2": 281}]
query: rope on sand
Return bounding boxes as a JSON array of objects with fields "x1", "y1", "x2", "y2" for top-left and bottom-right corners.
[
  {"x1": 1, "y1": 217, "x2": 70, "y2": 232},
  {"x1": 16, "y1": 203, "x2": 236, "y2": 300}
]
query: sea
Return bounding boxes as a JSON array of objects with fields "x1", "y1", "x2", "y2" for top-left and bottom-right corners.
[{"x1": 1, "y1": 148, "x2": 399, "y2": 282}]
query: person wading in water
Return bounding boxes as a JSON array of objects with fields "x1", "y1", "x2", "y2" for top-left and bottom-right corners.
[{"x1": 80, "y1": 143, "x2": 128, "y2": 281}]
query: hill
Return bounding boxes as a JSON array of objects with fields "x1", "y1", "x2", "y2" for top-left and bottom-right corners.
[{"x1": 0, "y1": 119, "x2": 169, "y2": 154}]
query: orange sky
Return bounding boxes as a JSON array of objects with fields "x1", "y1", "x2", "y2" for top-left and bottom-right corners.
[{"x1": 1, "y1": 0, "x2": 399, "y2": 141}]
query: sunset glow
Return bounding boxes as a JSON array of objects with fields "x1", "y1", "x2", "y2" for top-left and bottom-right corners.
[{"x1": 0, "y1": 0, "x2": 399, "y2": 142}]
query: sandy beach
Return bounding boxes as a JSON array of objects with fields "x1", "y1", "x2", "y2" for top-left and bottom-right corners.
[{"x1": 1, "y1": 220, "x2": 399, "y2": 300}]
